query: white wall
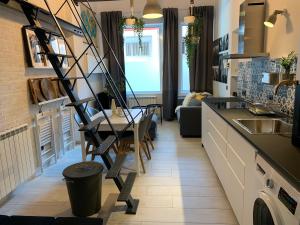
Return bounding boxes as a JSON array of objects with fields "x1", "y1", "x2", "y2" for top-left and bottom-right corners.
[
  {"x1": 91, "y1": 0, "x2": 216, "y2": 20},
  {"x1": 215, "y1": 0, "x2": 300, "y2": 79}
]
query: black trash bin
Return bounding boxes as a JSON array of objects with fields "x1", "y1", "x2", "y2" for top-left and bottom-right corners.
[{"x1": 63, "y1": 162, "x2": 103, "y2": 217}]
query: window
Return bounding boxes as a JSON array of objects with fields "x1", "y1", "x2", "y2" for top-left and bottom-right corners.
[
  {"x1": 179, "y1": 25, "x2": 190, "y2": 93},
  {"x1": 124, "y1": 25, "x2": 162, "y2": 93}
]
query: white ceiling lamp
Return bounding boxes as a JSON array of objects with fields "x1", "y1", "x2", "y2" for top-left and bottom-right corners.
[
  {"x1": 126, "y1": 0, "x2": 136, "y2": 25},
  {"x1": 143, "y1": 0, "x2": 163, "y2": 19},
  {"x1": 184, "y1": 0, "x2": 196, "y2": 24}
]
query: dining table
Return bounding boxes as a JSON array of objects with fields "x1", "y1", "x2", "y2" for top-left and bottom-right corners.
[{"x1": 79, "y1": 108, "x2": 145, "y2": 175}]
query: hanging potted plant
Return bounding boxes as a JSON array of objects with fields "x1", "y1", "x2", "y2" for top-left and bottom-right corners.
[
  {"x1": 184, "y1": 17, "x2": 202, "y2": 67},
  {"x1": 119, "y1": 0, "x2": 145, "y2": 49}
]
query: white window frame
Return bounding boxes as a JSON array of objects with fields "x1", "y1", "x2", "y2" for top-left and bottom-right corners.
[{"x1": 124, "y1": 23, "x2": 163, "y2": 95}]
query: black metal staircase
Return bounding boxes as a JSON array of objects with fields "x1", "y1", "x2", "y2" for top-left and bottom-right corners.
[{"x1": 13, "y1": 0, "x2": 142, "y2": 214}]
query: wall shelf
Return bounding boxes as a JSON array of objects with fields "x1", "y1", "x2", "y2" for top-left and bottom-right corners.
[
  {"x1": 38, "y1": 96, "x2": 69, "y2": 107},
  {"x1": 1, "y1": 0, "x2": 83, "y2": 36}
]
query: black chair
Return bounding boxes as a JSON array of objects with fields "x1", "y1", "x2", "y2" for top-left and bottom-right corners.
[
  {"x1": 95, "y1": 92, "x2": 110, "y2": 110},
  {"x1": 53, "y1": 217, "x2": 103, "y2": 225},
  {"x1": 0, "y1": 215, "x2": 9, "y2": 225},
  {"x1": 9, "y1": 216, "x2": 55, "y2": 225},
  {"x1": 146, "y1": 104, "x2": 163, "y2": 124}
]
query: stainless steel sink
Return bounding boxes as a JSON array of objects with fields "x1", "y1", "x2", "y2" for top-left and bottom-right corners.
[{"x1": 233, "y1": 119, "x2": 293, "y2": 135}]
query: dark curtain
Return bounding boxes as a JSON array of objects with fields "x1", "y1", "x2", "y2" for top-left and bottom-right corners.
[
  {"x1": 100, "y1": 11, "x2": 126, "y2": 103},
  {"x1": 162, "y1": 8, "x2": 179, "y2": 121},
  {"x1": 190, "y1": 6, "x2": 214, "y2": 93}
]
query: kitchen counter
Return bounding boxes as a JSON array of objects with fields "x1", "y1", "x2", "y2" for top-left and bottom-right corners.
[{"x1": 204, "y1": 97, "x2": 300, "y2": 191}]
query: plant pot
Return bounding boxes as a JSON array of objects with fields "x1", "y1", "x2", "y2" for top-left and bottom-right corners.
[{"x1": 126, "y1": 18, "x2": 136, "y2": 26}]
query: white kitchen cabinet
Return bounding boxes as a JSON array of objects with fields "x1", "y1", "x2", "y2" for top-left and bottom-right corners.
[{"x1": 202, "y1": 102, "x2": 257, "y2": 225}]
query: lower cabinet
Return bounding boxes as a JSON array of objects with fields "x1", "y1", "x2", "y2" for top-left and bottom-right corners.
[{"x1": 202, "y1": 102, "x2": 256, "y2": 225}]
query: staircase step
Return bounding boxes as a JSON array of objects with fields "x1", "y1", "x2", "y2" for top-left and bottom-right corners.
[
  {"x1": 29, "y1": 25, "x2": 62, "y2": 37},
  {"x1": 93, "y1": 135, "x2": 117, "y2": 155},
  {"x1": 66, "y1": 97, "x2": 94, "y2": 107},
  {"x1": 106, "y1": 154, "x2": 127, "y2": 179},
  {"x1": 118, "y1": 172, "x2": 137, "y2": 202},
  {"x1": 78, "y1": 117, "x2": 105, "y2": 132}
]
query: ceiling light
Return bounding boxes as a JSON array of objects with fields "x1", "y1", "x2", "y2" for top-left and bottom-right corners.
[
  {"x1": 264, "y1": 9, "x2": 287, "y2": 28},
  {"x1": 143, "y1": 0, "x2": 163, "y2": 19},
  {"x1": 184, "y1": 0, "x2": 195, "y2": 24}
]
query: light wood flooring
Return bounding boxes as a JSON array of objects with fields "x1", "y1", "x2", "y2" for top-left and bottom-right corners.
[{"x1": 0, "y1": 121, "x2": 238, "y2": 225}]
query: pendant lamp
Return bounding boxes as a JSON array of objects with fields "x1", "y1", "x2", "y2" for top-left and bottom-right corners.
[{"x1": 143, "y1": 0, "x2": 163, "y2": 19}]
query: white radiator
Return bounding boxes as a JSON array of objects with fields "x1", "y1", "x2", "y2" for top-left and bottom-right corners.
[
  {"x1": 0, "y1": 124, "x2": 35, "y2": 199},
  {"x1": 127, "y1": 96, "x2": 157, "y2": 108}
]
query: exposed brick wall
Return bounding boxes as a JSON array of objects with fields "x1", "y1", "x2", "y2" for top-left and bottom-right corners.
[
  {"x1": 0, "y1": 2, "x2": 103, "y2": 158},
  {"x1": 0, "y1": 6, "x2": 59, "y2": 131},
  {"x1": 0, "y1": 2, "x2": 104, "y2": 173}
]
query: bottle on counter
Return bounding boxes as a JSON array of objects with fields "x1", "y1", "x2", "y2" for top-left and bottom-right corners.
[{"x1": 292, "y1": 85, "x2": 300, "y2": 147}]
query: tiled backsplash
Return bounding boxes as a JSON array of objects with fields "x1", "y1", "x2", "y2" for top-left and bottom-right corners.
[{"x1": 237, "y1": 58, "x2": 297, "y2": 116}]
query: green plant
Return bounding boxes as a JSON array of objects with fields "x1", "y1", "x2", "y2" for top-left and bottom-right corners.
[
  {"x1": 120, "y1": 16, "x2": 145, "y2": 49},
  {"x1": 279, "y1": 51, "x2": 297, "y2": 74},
  {"x1": 105, "y1": 77, "x2": 125, "y2": 98},
  {"x1": 184, "y1": 17, "x2": 202, "y2": 67}
]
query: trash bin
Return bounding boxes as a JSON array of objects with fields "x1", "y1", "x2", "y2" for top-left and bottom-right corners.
[{"x1": 63, "y1": 161, "x2": 103, "y2": 217}]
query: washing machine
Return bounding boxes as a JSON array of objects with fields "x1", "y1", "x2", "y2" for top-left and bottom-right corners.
[{"x1": 251, "y1": 155, "x2": 300, "y2": 225}]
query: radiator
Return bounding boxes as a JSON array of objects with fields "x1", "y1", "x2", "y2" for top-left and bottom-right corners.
[
  {"x1": 127, "y1": 96, "x2": 157, "y2": 108},
  {"x1": 0, "y1": 124, "x2": 35, "y2": 199}
]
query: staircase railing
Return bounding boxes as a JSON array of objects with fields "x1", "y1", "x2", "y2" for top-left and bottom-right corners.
[{"x1": 14, "y1": 0, "x2": 140, "y2": 214}]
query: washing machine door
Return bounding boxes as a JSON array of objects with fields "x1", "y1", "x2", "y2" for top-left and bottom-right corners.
[{"x1": 253, "y1": 191, "x2": 282, "y2": 225}]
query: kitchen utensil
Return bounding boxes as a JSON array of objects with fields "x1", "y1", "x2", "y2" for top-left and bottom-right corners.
[
  {"x1": 40, "y1": 78, "x2": 58, "y2": 100},
  {"x1": 28, "y1": 79, "x2": 46, "y2": 103},
  {"x1": 58, "y1": 80, "x2": 67, "y2": 96}
]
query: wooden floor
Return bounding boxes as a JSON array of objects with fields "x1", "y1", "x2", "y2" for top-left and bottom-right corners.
[{"x1": 0, "y1": 121, "x2": 238, "y2": 225}]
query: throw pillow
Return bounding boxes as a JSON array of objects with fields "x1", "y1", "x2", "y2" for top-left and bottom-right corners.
[
  {"x1": 182, "y1": 92, "x2": 196, "y2": 107},
  {"x1": 188, "y1": 98, "x2": 202, "y2": 106}
]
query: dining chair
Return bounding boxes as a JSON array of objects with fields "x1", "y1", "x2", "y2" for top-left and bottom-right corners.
[
  {"x1": 144, "y1": 110, "x2": 155, "y2": 151},
  {"x1": 118, "y1": 114, "x2": 151, "y2": 173},
  {"x1": 74, "y1": 106, "x2": 118, "y2": 159}
]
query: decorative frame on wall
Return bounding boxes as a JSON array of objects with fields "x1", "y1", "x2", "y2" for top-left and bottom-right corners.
[
  {"x1": 22, "y1": 26, "x2": 69, "y2": 69},
  {"x1": 80, "y1": 4, "x2": 98, "y2": 48},
  {"x1": 212, "y1": 34, "x2": 229, "y2": 83}
]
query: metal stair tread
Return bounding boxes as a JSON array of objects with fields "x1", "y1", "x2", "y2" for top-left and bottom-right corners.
[
  {"x1": 93, "y1": 135, "x2": 117, "y2": 155},
  {"x1": 38, "y1": 52, "x2": 73, "y2": 58},
  {"x1": 118, "y1": 172, "x2": 137, "y2": 202},
  {"x1": 65, "y1": 97, "x2": 94, "y2": 107},
  {"x1": 106, "y1": 154, "x2": 127, "y2": 179},
  {"x1": 78, "y1": 116, "x2": 105, "y2": 132},
  {"x1": 28, "y1": 25, "x2": 62, "y2": 37}
]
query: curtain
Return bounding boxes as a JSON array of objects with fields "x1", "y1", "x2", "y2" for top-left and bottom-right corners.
[
  {"x1": 162, "y1": 8, "x2": 179, "y2": 121},
  {"x1": 189, "y1": 6, "x2": 214, "y2": 93},
  {"x1": 100, "y1": 11, "x2": 126, "y2": 103}
]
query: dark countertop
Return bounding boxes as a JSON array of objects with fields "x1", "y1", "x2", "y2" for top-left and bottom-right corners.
[{"x1": 204, "y1": 97, "x2": 300, "y2": 191}]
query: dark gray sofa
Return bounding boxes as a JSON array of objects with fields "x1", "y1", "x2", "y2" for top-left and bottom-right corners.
[{"x1": 176, "y1": 106, "x2": 202, "y2": 137}]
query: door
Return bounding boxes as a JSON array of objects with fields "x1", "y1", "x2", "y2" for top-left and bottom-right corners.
[{"x1": 253, "y1": 191, "x2": 282, "y2": 225}]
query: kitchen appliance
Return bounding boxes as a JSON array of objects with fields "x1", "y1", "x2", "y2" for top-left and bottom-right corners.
[
  {"x1": 292, "y1": 85, "x2": 300, "y2": 147},
  {"x1": 250, "y1": 155, "x2": 300, "y2": 225},
  {"x1": 225, "y1": 0, "x2": 269, "y2": 59}
]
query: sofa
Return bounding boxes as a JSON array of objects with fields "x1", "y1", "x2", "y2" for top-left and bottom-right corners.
[{"x1": 176, "y1": 92, "x2": 211, "y2": 137}]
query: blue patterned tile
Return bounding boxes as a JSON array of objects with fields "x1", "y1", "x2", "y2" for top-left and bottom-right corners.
[{"x1": 237, "y1": 58, "x2": 297, "y2": 116}]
